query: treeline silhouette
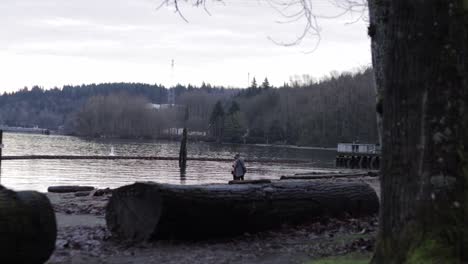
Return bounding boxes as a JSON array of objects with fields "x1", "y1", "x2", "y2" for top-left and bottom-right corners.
[
  {"x1": 207, "y1": 68, "x2": 377, "y2": 146},
  {"x1": 0, "y1": 82, "x2": 233, "y2": 131},
  {"x1": 0, "y1": 69, "x2": 377, "y2": 147}
]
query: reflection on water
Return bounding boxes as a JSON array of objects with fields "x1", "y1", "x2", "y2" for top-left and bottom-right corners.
[
  {"x1": 180, "y1": 167, "x2": 187, "y2": 185},
  {"x1": 0, "y1": 133, "x2": 338, "y2": 192}
]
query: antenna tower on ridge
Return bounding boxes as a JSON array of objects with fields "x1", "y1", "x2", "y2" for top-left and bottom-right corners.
[{"x1": 168, "y1": 59, "x2": 176, "y2": 106}]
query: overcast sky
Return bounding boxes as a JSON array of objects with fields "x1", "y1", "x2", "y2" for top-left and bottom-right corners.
[{"x1": 0, "y1": 0, "x2": 371, "y2": 92}]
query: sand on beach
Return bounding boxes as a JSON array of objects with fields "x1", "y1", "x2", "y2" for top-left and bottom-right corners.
[{"x1": 46, "y1": 177, "x2": 379, "y2": 264}]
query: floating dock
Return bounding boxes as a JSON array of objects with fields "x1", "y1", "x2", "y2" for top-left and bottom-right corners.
[{"x1": 335, "y1": 143, "x2": 380, "y2": 169}]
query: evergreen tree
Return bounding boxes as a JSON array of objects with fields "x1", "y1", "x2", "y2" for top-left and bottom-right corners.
[
  {"x1": 284, "y1": 119, "x2": 299, "y2": 144},
  {"x1": 223, "y1": 112, "x2": 245, "y2": 143},
  {"x1": 244, "y1": 77, "x2": 259, "y2": 97},
  {"x1": 222, "y1": 101, "x2": 245, "y2": 143},
  {"x1": 209, "y1": 101, "x2": 225, "y2": 142},
  {"x1": 261, "y1": 78, "x2": 271, "y2": 90},
  {"x1": 228, "y1": 101, "x2": 240, "y2": 115},
  {"x1": 250, "y1": 77, "x2": 257, "y2": 89},
  {"x1": 268, "y1": 120, "x2": 284, "y2": 143},
  {"x1": 209, "y1": 101, "x2": 224, "y2": 125},
  {"x1": 183, "y1": 106, "x2": 189, "y2": 126}
]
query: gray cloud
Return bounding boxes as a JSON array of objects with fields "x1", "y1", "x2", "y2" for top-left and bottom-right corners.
[{"x1": 0, "y1": 0, "x2": 371, "y2": 91}]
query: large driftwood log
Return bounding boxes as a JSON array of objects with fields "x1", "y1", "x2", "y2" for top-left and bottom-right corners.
[
  {"x1": 280, "y1": 173, "x2": 374, "y2": 180},
  {"x1": 0, "y1": 186, "x2": 57, "y2": 264},
  {"x1": 48, "y1": 185, "x2": 95, "y2": 193},
  {"x1": 106, "y1": 180, "x2": 379, "y2": 241}
]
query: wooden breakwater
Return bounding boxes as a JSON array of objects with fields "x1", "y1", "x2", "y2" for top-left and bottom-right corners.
[
  {"x1": 336, "y1": 154, "x2": 380, "y2": 170},
  {"x1": 1, "y1": 155, "x2": 310, "y2": 164}
]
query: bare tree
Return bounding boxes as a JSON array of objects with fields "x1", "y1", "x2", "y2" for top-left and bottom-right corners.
[
  {"x1": 74, "y1": 93, "x2": 164, "y2": 138},
  {"x1": 161, "y1": 0, "x2": 468, "y2": 262}
]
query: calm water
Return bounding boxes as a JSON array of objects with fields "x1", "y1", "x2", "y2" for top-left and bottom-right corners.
[{"x1": 0, "y1": 133, "x2": 338, "y2": 192}]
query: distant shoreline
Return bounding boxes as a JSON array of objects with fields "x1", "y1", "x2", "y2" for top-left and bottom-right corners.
[
  {"x1": 220, "y1": 141, "x2": 337, "y2": 151},
  {"x1": 2, "y1": 130, "x2": 338, "y2": 151},
  {"x1": 1, "y1": 126, "x2": 51, "y2": 135}
]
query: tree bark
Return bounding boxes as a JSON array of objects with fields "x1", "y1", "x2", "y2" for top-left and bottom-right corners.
[
  {"x1": 106, "y1": 180, "x2": 379, "y2": 241},
  {"x1": 0, "y1": 186, "x2": 57, "y2": 264},
  {"x1": 367, "y1": 2, "x2": 384, "y2": 147},
  {"x1": 369, "y1": 0, "x2": 468, "y2": 262}
]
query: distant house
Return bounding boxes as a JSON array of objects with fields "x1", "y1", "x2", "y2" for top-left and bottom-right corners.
[
  {"x1": 163, "y1": 128, "x2": 184, "y2": 136},
  {"x1": 147, "y1": 103, "x2": 172, "y2": 110},
  {"x1": 163, "y1": 128, "x2": 207, "y2": 137},
  {"x1": 188, "y1": 131, "x2": 207, "y2": 137},
  {"x1": 147, "y1": 103, "x2": 185, "y2": 110},
  {"x1": 146, "y1": 103, "x2": 207, "y2": 138}
]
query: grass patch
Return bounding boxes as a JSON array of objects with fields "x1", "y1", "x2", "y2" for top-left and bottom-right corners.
[{"x1": 305, "y1": 252, "x2": 371, "y2": 264}]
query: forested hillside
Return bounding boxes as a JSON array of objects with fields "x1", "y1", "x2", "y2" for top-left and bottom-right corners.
[
  {"x1": 0, "y1": 83, "x2": 231, "y2": 130},
  {"x1": 0, "y1": 69, "x2": 377, "y2": 147},
  {"x1": 207, "y1": 68, "x2": 378, "y2": 146}
]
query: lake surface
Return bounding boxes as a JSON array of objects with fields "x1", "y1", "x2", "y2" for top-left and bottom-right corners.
[{"x1": 0, "y1": 133, "x2": 338, "y2": 192}]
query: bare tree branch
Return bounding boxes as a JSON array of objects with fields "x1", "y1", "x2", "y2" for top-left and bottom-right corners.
[{"x1": 158, "y1": 0, "x2": 368, "y2": 51}]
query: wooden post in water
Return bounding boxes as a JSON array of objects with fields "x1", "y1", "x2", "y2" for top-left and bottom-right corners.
[
  {"x1": 179, "y1": 106, "x2": 189, "y2": 176},
  {"x1": 179, "y1": 128, "x2": 187, "y2": 172}
]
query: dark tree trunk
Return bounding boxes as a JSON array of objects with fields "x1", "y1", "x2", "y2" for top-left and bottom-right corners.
[
  {"x1": 0, "y1": 130, "x2": 3, "y2": 178},
  {"x1": 106, "y1": 180, "x2": 379, "y2": 241},
  {"x1": 369, "y1": 0, "x2": 468, "y2": 262},
  {"x1": 0, "y1": 186, "x2": 57, "y2": 264},
  {"x1": 367, "y1": 2, "x2": 384, "y2": 147}
]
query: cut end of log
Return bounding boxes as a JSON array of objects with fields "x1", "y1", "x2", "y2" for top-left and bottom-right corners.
[
  {"x1": 106, "y1": 183, "x2": 163, "y2": 241},
  {"x1": 0, "y1": 187, "x2": 57, "y2": 264}
]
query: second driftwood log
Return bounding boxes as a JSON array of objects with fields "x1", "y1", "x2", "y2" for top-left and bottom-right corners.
[
  {"x1": 106, "y1": 180, "x2": 379, "y2": 241},
  {"x1": 0, "y1": 186, "x2": 57, "y2": 264}
]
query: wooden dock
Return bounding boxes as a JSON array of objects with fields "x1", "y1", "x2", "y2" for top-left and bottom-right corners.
[{"x1": 335, "y1": 143, "x2": 380, "y2": 169}]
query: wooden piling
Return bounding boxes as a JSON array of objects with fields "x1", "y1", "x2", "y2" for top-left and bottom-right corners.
[
  {"x1": 336, "y1": 153, "x2": 380, "y2": 170},
  {"x1": 179, "y1": 128, "x2": 187, "y2": 170}
]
